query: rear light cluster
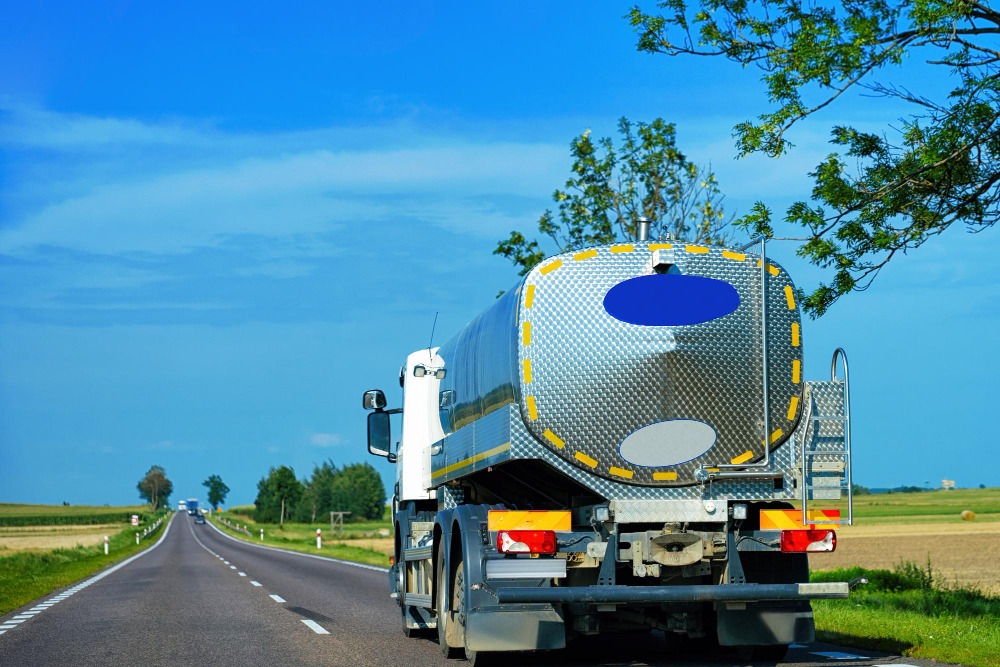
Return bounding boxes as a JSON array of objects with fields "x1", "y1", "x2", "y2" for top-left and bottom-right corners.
[
  {"x1": 780, "y1": 529, "x2": 836, "y2": 553},
  {"x1": 496, "y1": 530, "x2": 557, "y2": 555}
]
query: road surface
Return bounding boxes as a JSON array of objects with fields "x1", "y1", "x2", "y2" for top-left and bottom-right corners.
[{"x1": 0, "y1": 513, "x2": 960, "y2": 667}]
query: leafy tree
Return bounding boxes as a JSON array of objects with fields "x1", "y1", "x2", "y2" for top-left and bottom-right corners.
[
  {"x1": 253, "y1": 466, "x2": 304, "y2": 525},
  {"x1": 137, "y1": 465, "x2": 173, "y2": 511},
  {"x1": 495, "y1": 117, "x2": 733, "y2": 275},
  {"x1": 629, "y1": 1, "x2": 1000, "y2": 315},
  {"x1": 202, "y1": 474, "x2": 230, "y2": 511},
  {"x1": 294, "y1": 461, "x2": 338, "y2": 523},
  {"x1": 329, "y1": 462, "x2": 386, "y2": 522}
]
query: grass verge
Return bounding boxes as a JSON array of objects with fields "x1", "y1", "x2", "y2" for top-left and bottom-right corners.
[
  {"x1": 0, "y1": 513, "x2": 168, "y2": 615},
  {"x1": 211, "y1": 512, "x2": 390, "y2": 568},
  {"x1": 812, "y1": 562, "x2": 1000, "y2": 667}
]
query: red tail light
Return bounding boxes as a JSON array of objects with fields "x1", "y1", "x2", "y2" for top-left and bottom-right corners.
[
  {"x1": 496, "y1": 530, "x2": 557, "y2": 555},
  {"x1": 780, "y1": 529, "x2": 836, "y2": 553}
]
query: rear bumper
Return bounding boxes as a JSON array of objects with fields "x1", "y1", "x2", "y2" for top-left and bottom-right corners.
[{"x1": 495, "y1": 582, "x2": 849, "y2": 604}]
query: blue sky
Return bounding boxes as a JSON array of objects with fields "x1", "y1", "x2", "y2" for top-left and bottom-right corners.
[{"x1": 2, "y1": 2, "x2": 997, "y2": 507}]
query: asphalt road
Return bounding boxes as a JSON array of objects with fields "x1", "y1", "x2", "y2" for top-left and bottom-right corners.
[{"x1": 0, "y1": 513, "x2": 959, "y2": 667}]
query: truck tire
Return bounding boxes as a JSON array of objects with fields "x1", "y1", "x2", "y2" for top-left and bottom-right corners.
[
  {"x1": 436, "y1": 542, "x2": 461, "y2": 658},
  {"x1": 452, "y1": 552, "x2": 492, "y2": 666}
]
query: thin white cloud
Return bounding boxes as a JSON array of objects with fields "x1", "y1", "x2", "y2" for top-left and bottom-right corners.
[
  {"x1": 0, "y1": 107, "x2": 567, "y2": 256},
  {"x1": 310, "y1": 433, "x2": 345, "y2": 448}
]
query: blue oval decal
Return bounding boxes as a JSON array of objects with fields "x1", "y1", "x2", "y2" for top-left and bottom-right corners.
[{"x1": 603, "y1": 274, "x2": 740, "y2": 326}]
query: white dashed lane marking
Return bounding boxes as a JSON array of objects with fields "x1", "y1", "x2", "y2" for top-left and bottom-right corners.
[
  {"x1": 812, "y1": 652, "x2": 871, "y2": 660},
  {"x1": 250, "y1": 581, "x2": 262, "y2": 587},
  {"x1": 238, "y1": 572, "x2": 247, "y2": 577},
  {"x1": 301, "y1": 619, "x2": 330, "y2": 635},
  {"x1": 269, "y1": 594, "x2": 286, "y2": 603}
]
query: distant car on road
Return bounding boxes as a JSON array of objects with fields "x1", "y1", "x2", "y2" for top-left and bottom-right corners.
[{"x1": 193, "y1": 514, "x2": 205, "y2": 524}]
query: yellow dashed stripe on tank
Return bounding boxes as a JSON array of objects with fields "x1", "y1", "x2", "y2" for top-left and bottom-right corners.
[
  {"x1": 543, "y1": 429, "x2": 565, "y2": 449},
  {"x1": 784, "y1": 285, "x2": 796, "y2": 310},
  {"x1": 526, "y1": 396, "x2": 538, "y2": 420},
  {"x1": 575, "y1": 451, "x2": 598, "y2": 468},
  {"x1": 523, "y1": 359, "x2": 533, "y2": 383},
  {"x1": 610, "y1": 244, "x2": 634, "y2": 254},
  {"x1": 685, "y1": 244, "x2": 709, "y2": 254},
  {"x1": 761, "y1": 428, "x2": 784, "y2": 445},
  {"x1": 540, "y1": 259, "x2": 562, "y2": 275},
  {"x1": 731, "y1": 450, "x2": 754, "y2": 465},
  {"x1": 649, "y1": 243, "x2": 672, "y2": 251},
  {"x1": 574, "y1": 248, "x2": 597, "y2": 261},
  {"x1": 787, "y1": 396, "x2": 799, "y2": 421},
  {"x1": 757, "y1": 260, "x2": 780, "y2": 276},
  {"x1": 525, "y1": 284, "x2": 535, "y2": 308},
  {"x1": 792, "y1": 359, "x2": 801, "y2": 384},
  {"x1": 609, "y1": 466, "x2": 634, "y2": 480},
  {"x1": 522, "y1": 321, "x2": 531, "y2": 346},
  {"x1": 791, "y1": 322, "x2": 800, "y2": 347},
  {"x1": 654, "y1": 471, "x2": 678, "y2": 481},
  {"x1": 722, "y1": 250, "x2": 746, "y2": 262}
]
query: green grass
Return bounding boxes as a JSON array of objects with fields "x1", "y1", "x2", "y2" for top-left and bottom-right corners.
[
  {"x1": 0, "y1": 503, "x2": 152, "y2": 526},
  {"x1": 0, "y1": 512, "x2": 168, "y2": 614},
  {"x1": 786, "y1": 487, "x2": 1000, "y2": 525},
  {"x1": 212, "y1": 512, "x2": 390, "y2": 567},
  {"x1": 812, "y1": 561, "x2": 1000, "y2": 667}
]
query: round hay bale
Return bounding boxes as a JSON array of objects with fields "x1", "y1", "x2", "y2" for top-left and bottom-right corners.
[{"x1": 960, "y1": 509, "x2": 976, "y2": 521}]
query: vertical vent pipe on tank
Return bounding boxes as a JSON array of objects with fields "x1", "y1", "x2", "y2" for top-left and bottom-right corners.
[{"x1": 636, "y1": 216, "x2": 650, "y2": 242}]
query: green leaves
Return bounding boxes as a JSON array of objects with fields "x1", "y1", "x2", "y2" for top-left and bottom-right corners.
[
  {"x1": 495, "y1": 117, "x2": 733, "y2": 274},
  {"x1": 202, "y1": 474, "x2": 230, "y2": 511},
  {"x1": 630, "y1": 0, "x2": 999, "y2": 315}
]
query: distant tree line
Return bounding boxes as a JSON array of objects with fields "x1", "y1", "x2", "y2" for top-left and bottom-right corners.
[{"x1": 253, "y1": 461, "x2": 385, "y2": 525}]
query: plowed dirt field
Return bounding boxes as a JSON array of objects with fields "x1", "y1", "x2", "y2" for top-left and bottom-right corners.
[{"x1": 810, "y1": 517, "x2": 1000, "y2": 593}]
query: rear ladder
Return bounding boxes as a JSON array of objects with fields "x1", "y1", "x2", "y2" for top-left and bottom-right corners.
[{"x1": 799, "y1": 348, "x2": 853, "y2": 526}]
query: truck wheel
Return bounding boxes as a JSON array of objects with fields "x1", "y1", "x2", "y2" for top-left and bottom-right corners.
[
  {"x1": 437, "y1": 544, "x2": 461, "y2": 658},
  {"x1": 451, "y1": 553, "x2": 494, "y2": 666}
]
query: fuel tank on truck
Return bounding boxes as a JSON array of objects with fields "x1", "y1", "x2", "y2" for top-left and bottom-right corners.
[{"x1": 432, "y1": 241, "x2": 804, "y2": 488}]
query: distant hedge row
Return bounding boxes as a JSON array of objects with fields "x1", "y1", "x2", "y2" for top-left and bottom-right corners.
[{"x1": 0, "y1": 512, "x2": 148, "y2": 527}]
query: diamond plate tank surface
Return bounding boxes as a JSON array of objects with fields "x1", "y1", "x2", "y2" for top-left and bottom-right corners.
[{"x1": 434, "y1": 241, "x2": 804, "y2": 488}]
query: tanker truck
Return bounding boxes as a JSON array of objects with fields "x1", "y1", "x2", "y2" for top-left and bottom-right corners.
[{"x1": 363, "y1": 234, "x2": 856, "y2": 663}]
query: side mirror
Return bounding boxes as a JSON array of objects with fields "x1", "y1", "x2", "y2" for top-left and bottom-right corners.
[
  {"x1": 367, "y1": 410, "x2": 392, "y2": 457},
  {"x1": 363, "y1": 389, "x2": 386, "y2": 411}
]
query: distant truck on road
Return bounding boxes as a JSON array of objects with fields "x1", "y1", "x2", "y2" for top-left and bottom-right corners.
[
  {"x1": 364, "y1": 231, "x2": 857, "y2": 663},
  {"x1": 178, "y1": 499, "x2": 187, "y2": 512},
  {"x1": 187, "y1": 499, "x2": 199, "y2": 516}
]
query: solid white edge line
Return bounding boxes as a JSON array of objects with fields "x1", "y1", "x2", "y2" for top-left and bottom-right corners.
[
  {"x1": 0, "y1": 514, "x2": 177, "y2": 636},
  {"x1": 301, "y1": 619, "x2": 330, "y2": 635},
  {"x1": 203, "y1": 516, "x2": 389, "y2": 573}
]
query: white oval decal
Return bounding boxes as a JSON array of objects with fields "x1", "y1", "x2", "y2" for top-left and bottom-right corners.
[{"x1": 618, "y1": 420, "x2": 717, "y2": 467}]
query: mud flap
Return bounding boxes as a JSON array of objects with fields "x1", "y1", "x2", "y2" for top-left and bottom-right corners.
[
  {"x1": 465, "y1": 606, "x2": 566, "y2": 652},
  {"x1": 716, "y1": 602, "x2": 815, "y2": 646}
]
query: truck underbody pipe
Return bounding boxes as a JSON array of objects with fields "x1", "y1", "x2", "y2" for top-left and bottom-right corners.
[{"x1": 495, "y1": 582, "x2": 849, "y2": 605}]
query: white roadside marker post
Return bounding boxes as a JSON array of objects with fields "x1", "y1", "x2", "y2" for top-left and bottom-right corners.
[
  {"x1": 104, "y1": 535, "x2": 108, "y2": 555},
  {"x1": 316, "y1": 528, "x2": 322, "y2": 549},
  {"x1": 135, "y1": 532, "x2": 139, "y2": 545},
  {"x1": 260, "y1": 528, "x2": 264, "y2": 541}
]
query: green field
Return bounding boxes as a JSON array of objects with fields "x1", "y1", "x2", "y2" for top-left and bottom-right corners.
[
  {"x1": 214, "y1": 508, "x2": 391, "y2": 567},
  {"x1": 0, "y1": 504, "x2": 167, "y2": 615},
  {"x1": 0, "y1": 503, "x2": 152, "y2": 526},
  {"x1": 843, "y1": 488, "x2": 1000, "y2": 522}
]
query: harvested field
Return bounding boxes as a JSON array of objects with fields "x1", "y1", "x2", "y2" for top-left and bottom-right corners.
[
  {"x1": 810, "y1": 517, "x2": 1000, "y2": 593},
  {"x1": 0, "y1": 524, "x2": 119, "y2": 553},
  {"x1": 338, "y1": 537, "x2": 393, "y2": 556}
]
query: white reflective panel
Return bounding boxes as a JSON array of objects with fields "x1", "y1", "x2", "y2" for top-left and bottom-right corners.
[
  {"x1": 485, "y1": 558, "x2": 567, "y2": 580},
  {"x1": 619, "y1": 419, "x2": 717, "y2": 467}
]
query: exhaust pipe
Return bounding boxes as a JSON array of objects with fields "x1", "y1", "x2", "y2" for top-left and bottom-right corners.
[{"x1": 637, "y1": 216, "x2": 650, "y2": 242}]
